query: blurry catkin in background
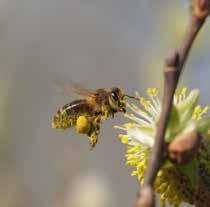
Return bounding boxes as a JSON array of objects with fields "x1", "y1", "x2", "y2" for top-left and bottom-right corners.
[{"x1": 64, "y1": 173, "x2": 114, "y2": 207}]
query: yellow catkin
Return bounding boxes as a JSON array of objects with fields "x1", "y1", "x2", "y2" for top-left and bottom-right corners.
[{"x1": 116, "y1": 87, "x2": 210, "y2": 207}]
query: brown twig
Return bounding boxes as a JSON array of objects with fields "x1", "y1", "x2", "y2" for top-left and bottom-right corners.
[{"x1": 135, "y1": 1, "x2": 209, "y2": 206}]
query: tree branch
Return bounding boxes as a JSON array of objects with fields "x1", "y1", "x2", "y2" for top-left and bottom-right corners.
[{"x1": 135, "y1": 1, "x2": 210, "y2": 206}]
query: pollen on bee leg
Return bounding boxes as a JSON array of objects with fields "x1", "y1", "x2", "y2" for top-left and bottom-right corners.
[
  {"x1": 89, "y1": 133, "x2": 98, "y2": 150},
  {"x1": 76, "y1": 116, "x2": 90, "y2": 134}
]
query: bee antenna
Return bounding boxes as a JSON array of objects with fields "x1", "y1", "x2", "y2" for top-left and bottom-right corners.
[{"x1": 124, "y1": 94, "x2": 140, "y2": 101}]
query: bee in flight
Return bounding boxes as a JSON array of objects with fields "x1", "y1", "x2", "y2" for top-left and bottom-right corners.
[{"x1": 52, "y1": 82, "x2": 137, "y2": 150}]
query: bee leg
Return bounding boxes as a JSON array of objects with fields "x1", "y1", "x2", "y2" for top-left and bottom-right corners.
[
  {"x1": 101, "y1": 109, "x2": 109, "y2": 121},
  {"x1": 89, "y1": 132, "x2": 99, "y2": 150},
  {"x1": 105, "y1": 110, "x2": 109, "y2": 119},
  {"x1": 88, "y1": 117, "x2": 101, "y2": 150}
]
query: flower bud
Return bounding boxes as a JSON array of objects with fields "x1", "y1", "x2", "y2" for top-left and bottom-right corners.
[
  {"x1": 168, "y1": 130, "x2": 202, "y2": 164},
  {"x1": 192, "y1": 0, "x2": 210, "y2": 19}
]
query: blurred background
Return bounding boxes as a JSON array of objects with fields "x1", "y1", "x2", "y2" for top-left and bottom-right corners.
[{"x1": 0, "y1": 0, "x2": 210, "y2": 206}]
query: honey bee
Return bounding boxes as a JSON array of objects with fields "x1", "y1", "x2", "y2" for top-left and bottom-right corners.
[{"x1": 52, "y1": 82, "x2": 136, "y2": 149}]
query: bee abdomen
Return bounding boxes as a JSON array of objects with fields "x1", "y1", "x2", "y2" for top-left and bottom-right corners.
[
  {"x1": 52, "y1": 100, "x2": 89, "y2": 130},
  {"x1": 52, "y1": 108, "x2": 76, "y2": 129}
]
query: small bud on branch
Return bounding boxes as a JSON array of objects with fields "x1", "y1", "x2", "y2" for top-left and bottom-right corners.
[
  {"x1": 168, "y1": 131, "x2": 202, "y2": 164},
  {"x1": 192, "y1": 0, "x2": 210, "y2": 19}
]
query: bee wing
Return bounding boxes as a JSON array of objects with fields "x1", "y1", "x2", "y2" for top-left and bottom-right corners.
[{"x1": 55, "y1": 80, "x2": 94, "y2": 98}]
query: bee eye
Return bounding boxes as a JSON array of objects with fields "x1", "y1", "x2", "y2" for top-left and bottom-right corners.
[{"x1": 111, "y1": 92, "x2": 118, "y2": 101}]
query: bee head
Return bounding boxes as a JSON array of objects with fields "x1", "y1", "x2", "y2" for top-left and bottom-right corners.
[{"x1": 108, "y1": 87, "x2": 126, "y2": 112}]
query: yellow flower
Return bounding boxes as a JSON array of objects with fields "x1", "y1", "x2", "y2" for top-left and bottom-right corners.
[{"x1": 115, "y1": 87, "x2": 210, "y2": 207}]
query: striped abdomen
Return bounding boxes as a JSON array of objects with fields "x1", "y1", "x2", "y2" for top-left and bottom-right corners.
[{"x1": 52, "y1": 99, "x2": 94, "y2": 129}]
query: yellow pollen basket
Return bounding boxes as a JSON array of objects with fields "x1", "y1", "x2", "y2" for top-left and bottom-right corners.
[{"x1": 76, "y1": 116, "x2": 91, "y2": 134}]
